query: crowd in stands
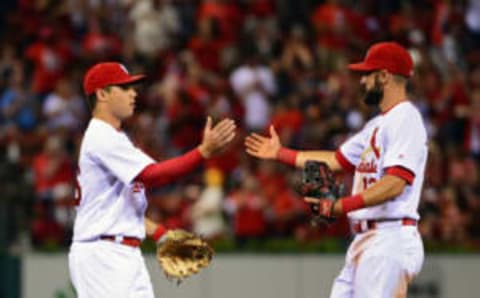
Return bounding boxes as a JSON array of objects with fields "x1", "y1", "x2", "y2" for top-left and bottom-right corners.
[{"x1": 0, "y1": 0, "x2": 480, "y2": 251}]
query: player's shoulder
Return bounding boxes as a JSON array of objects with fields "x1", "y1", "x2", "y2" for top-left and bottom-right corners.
[
  {"x1": 363, "y1": 113, "x2": 382, "y2": 130},
  {"x1": 385, "y1": 101, "x2": 423, "y2": 123},
  {"x1": 396, "y1": 100, "x2": 421, "y2": 114},
  {"x1": 85, "y1": 118, "x2": 118, "y2": 136},
  {"x1": 82, "y1": 119, "x2": 122, "y2": 152},
  {"x1": 385, "y1": 101, "x2": 427, "y2": 136}
]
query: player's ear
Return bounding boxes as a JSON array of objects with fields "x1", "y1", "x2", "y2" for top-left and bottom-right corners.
[
  {"x1": 95, "y1": 88, "x2": 108, "y2": 102},
  {"x1": 378, "y1": 70, "x2": 390, "y2": 84}
]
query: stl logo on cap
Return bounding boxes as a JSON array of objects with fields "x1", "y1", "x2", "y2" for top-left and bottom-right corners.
[{"x1": 119, "y1": 64, "x2": 129, "y2": 74}]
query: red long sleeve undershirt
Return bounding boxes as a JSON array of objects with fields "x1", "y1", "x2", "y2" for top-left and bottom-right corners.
[{"x1": 135, "y1": 148, "x2": 204, "y2": 187}]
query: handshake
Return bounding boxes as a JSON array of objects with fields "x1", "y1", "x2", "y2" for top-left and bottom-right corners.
[
  {"x1": 199, "y1": 120, "x2": 344, "y2": 225},
  {"x1": 244, "y1": 125, "x2": 346, "y2": 224}
]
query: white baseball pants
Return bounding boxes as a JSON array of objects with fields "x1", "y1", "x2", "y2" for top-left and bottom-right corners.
[
  {"x1": 69, "y1": 240, "x2": 155, "y2": 298},
  {"x1": 330, "y1": 225, "x2": 424, "y2": 298}
]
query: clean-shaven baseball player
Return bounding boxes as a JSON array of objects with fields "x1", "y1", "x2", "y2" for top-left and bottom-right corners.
[
  {"x1": 69, "y1": 62, "x2": 236, "y2": 298},
  {"x1": 245, "y1": 42, "x2": 427, "y2": 297}
]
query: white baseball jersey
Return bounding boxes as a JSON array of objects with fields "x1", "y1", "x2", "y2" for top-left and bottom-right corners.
[
  {"x1": 72, "y1": 118, "x2": 155, "y2": 241},
  {"x1": 337, "y1": 101, "x2": 428, "y2": 221},
  {"x1": 330, "y1": 101, "x2": 427, "y2": 298},
  {"x1": 70, "y1": 118, "x2": 157, "y2": 298}
]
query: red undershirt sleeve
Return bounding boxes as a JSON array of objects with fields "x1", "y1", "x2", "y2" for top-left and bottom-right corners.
[{"x1": 135, "y1": 148, "x2": 204, "y2": 187}]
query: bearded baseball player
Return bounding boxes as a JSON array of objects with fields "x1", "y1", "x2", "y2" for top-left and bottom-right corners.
[
  {"x1": 69, "y1": 62, "x2": 236, "y2": 298},
  {"x1": 245, "y1": 42, "x2": 427, "y2": 297}
]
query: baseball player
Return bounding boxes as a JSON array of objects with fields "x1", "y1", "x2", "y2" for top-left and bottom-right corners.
[
  {"x1": 245, "y1": 42, "x2": 427, "y2": 298},
  {"x1": 69, "y1": 62, "x2": 236, "y2": 298}
]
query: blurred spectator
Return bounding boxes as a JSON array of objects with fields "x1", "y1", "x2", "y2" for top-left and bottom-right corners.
[
  {"x1": 82, "y1": 16, "x2": 123, "y2": 61},
  {"x1": 269, "y1": 94, "x2": 304, "y2": 145},
  {"x1": 42, "y1": 77, "x2": 86, "y2": 133},
  {"x1": 311, "y1": 0, "x2": 353, "y2": 51},
  {"x1": 0, "y1": 62, "x2": 38, "y2": 131},
  {"x1": 269, "y1": 187, "x2": 307, "y2": 236},
  {"x1": 129, "y1": 0, "x2": 180, "y2": 58},
  {"x1": 230, "y1": 52, "x2": 276, "y2": 131},
  {"x1": 188, "y1": 18, "x2": 225, "y2": 73},
  {"x1": 438, "y1": 187, "x2": 468, "y2": 243},
  {"x1": 30, "y1": 205, "x2": 65, "y2": 249},
  {"x1": 30, "y1": 134, "x2": 75, "y2": 248},
  {"x1": 190, "y1": 167, "x2": 227, "y2": 240},
  {"x1": 0, "y1": 44, "x2": 18, "y2": 92},
  {"x1": 466, "y1": 185, "x2": 480, "y2": 242},
  {"x1": 224, "y1": 172, "x2": 268, "y2": 246},
  {"x1": 197, "y1": 0, "x2": 243, "y2": 44},
  {"x1": 280, "y1": 25, "x2": 314, "y2": 72},
  {"x1": 32, "y1": 135, "x2": 75, "y2": 227},
  {"x1": 151, "y1": 189, "x2": 191, "y2": 230},
  {"x1": 387, "y1": 1, "x2": 422, "y2": 46},
  {"x1": 465, "y1": 0, "x2": 480, "y2": 59},
  {"x1": 244, "y1": 16, "x2": 278, "y2": 63},
  {"x1": 25, "y1": 26, "x2": 72, "y2": 97},
  {"x1": 464, "y1": 88, "x2": 480, "y2": 159}
]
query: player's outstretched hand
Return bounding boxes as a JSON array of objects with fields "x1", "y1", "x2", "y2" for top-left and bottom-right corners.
[
  {"x1": 198, "y1": 117, "x2": 236, "y2": 158},
  {"x1": 244, "y1": 125, "x2": 281, "y2": 160}
]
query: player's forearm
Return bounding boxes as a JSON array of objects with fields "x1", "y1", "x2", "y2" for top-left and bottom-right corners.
[
  {"x1": 333, "y1": 175, "x2": 406, "y2": 215},
  {"x1": 296, "y1": 151, "x2": 341, "y2": 170},
  {"x1": 136, "y1": 148, "x2": 204, "y2": 187},
  {"x1": 361, "y1": 175, "x2": 406, "y2": 206},
  {"x1": 277, "y1": 147, "x2": 340, "y2": 170}
]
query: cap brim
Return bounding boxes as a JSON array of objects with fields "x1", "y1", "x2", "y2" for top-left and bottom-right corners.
[
  {"x1": 348, "y1": 62, "x2": 380, "y2": 73},
  {"x1": 114, "y1": 74, "x2": 146, "y2": 86}
]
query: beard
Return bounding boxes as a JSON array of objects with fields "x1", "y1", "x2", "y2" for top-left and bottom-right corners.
[{"x1": 363, "y1": 77, "x2": 384, "y2": 106}]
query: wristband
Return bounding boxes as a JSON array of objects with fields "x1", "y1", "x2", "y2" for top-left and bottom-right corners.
[
  {"x1": 152, "y1": 225, "x2": 167, "y2": 242},
  {"x1": 277, "y1": 147, "x2": 298, "y2": 167},
  {"x1": 340, "y1": 194, "x2": 366, "y2": 214}
]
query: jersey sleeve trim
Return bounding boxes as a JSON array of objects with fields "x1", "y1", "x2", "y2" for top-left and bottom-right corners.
[
  {"x1": 335, "y1": 150, "x2": 355, "y2": 173},
  {"x1": 385, "y1": 165, "x2": 415, "y2": 185}
]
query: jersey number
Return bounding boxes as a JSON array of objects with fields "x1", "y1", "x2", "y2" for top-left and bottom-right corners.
[
  {"x1": 74, "y1": 167, "x2": 82, "y2": 206},
  {"x1": 362, "y1": 177, "x2": 377, "y2": 190},
  {"x1": 74, "y1": 178, "x2": 82, "y2": 206}
]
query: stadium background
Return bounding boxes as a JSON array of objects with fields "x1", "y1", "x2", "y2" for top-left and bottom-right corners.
[{"x1": 0, "y1": 0, "x2": 479, "y2": 297}]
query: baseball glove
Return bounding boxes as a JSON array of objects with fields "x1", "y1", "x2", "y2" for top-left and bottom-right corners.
[
  {"x1": 300, "y1": 160, "x2": 343, "y2": 225},
  {"x1": 156, "y1": 229, "x2": 214, "y2": 284}
]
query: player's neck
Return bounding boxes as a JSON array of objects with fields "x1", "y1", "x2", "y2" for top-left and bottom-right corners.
[
  {"x1": 92, "y1": 110, "x2": 122, "y2": 130},
  {"x1": 379, "y1": 85, "x2": 407, "y2": 113}
]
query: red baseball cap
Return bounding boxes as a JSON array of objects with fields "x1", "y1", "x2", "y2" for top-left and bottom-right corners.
[
  {"x1": 83, "y1": 62, "x2": 145, "y2": 95},
  {"x1": 348, "y1": 42, "x2": 414, "y2": 77}
]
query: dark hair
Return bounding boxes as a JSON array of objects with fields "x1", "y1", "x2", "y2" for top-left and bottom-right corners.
[
  {"x1": 86, "y1": 94, "x2": 97, "y2": 111},
  {"x1": 86, "y1": 86, "x2": 114, "y2": 110},
  {"x1": 393, "y1": 74, "x2": 408, "y2": 85}
]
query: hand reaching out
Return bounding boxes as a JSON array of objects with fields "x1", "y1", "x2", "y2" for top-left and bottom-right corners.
[
  {"x1": 198, "y1": 117, "x2": 236, "y2": 158},
  {"x1": 244, "y1": 125, "x2": 282, "y2": 160}
]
